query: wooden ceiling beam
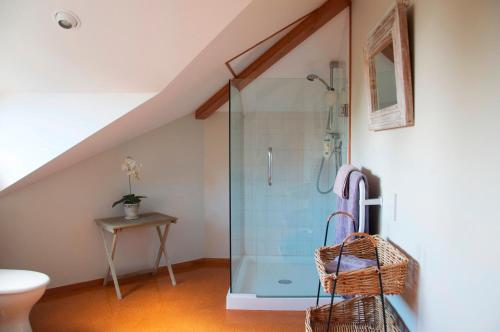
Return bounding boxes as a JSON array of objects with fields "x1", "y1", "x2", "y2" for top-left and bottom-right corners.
[{"x1": 195, "y1": 0, "x2": 350, "y2": 119}]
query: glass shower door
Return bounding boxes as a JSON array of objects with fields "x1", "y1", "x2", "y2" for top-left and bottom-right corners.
[{"x1": 230, "y1": 75, "x2": 349, "y2": 298}]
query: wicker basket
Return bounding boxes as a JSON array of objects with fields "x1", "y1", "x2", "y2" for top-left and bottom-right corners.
[
  {"x1": 305, "y1": 296, "x2": 401, "y2": 332},
  {"x1": 315, "y1": 233, "x2": 408, "y2": 296}
]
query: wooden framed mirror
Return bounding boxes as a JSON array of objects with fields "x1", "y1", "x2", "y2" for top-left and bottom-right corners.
[{"x1": 365, "y1": 2, "x2": 413, "y2": 131}]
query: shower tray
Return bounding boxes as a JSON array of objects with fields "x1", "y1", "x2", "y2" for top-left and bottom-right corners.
[{"x1": 226, "y1": 255, "x2": 337, "y2": 310}]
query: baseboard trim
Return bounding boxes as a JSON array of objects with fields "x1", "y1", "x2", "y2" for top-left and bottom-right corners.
[
  {"x1": 44, "y1": 257, "x2": 229, "y2": 297},
  {"x1": 173, "y1": 257, "x2": 230, "y2": 271}
]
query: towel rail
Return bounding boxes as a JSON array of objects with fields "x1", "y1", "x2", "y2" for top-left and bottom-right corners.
[{"x1": 358, "y1": 179, "x2": 382, "y2": 233}]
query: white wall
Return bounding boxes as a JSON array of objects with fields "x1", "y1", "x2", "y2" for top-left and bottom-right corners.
[
  {"x1": 0, "y1": 114, "x2": 205, "y2": 287},
  {"x1": 203, "y1": 111, "x2": 230, "y2": 258},
  {"x1": 261, "y1": 8, "x2": 349, "y2": 79},
  {"x1": 351, "y1": 0, "x2": 500, "y2": 331}
]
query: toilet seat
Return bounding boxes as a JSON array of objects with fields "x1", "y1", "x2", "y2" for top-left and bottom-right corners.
[{"x1": 0, "y1": 270, "x2": 50, "y2": 294}]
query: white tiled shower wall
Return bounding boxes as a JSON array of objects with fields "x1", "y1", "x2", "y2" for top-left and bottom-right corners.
[{"x1": 233, "y1": 78, "x2": 349, "y2": 258}]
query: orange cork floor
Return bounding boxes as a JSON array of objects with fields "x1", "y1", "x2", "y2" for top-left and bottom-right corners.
[{"x1": 31, "y1": 264, "x2": 305, "y2": 331}]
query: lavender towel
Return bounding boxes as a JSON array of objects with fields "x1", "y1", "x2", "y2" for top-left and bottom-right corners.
[
  {"x1": 333, "y1": 164, "x2": 358, "y2": 199},
  {"x1": 335, "y1": 170, "x2": 369, "y2": 244},
  {"x1": 326, "y1": 255, "x2": 377, "y2": 274}
]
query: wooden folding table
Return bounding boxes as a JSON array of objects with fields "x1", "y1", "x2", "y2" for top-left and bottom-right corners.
[{"x1": 95, "y1": 212, "x2": 177, "y2": 299}]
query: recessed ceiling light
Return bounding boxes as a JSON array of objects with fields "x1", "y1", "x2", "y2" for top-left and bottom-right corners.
[{"x1": 54, "y1": 10, "x2": 81, "y2": 30}]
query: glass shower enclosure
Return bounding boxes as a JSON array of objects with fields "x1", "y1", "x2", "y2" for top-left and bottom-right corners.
[{"x1": 229, "y1": 68, "x2": 349, "y2": 304}]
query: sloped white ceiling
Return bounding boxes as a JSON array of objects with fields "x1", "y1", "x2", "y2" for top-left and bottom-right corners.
[
  {"x1": 0, "y1": 92, "x2": 156, "y2": 189},
  {"x1": 0, "y1": 0, "x2": 252, "y2": 192},
  {"x1": 227, "y1": 18, "x2": 304, "y2": 75},
  {"x1": 0, "y1": 0, "x2": 251, "y2": 92},
  {"x1": 1, "y1": 0, "x2": 337, "y2": 194}
]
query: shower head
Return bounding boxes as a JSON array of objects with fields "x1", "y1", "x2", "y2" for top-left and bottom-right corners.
[
  {"x1": 306, "y1": 73, "x2": 331, "y2": 91},
  {"x1": 306, "y1": 74, "x2": 318, "y2": 81}
]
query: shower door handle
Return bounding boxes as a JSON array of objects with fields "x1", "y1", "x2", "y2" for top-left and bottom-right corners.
[{"x1": 267, "y1": 147, "x2": 273, "y2": 186}]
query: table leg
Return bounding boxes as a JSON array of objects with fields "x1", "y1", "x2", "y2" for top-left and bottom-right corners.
[
  {"x1": 153, "y1": 224, "x2": 177, "y2": 286},
  {"x1": 152, "y1": 225, "x2": 167, "y2": 275},
  {"x1": 103, "y1": 232, "x2": 118, "y2": 286},
  {"x1": 100, "y1": 229, "x2": 122, "y2": 300}
]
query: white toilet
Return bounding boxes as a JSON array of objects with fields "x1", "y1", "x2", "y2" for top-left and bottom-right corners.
[{"x1": 0, "y1": 269, "x2": 50, "y2": 332}]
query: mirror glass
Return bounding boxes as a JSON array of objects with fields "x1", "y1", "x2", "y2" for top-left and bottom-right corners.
[{"x1": 374, "y1": 40, "x2": 397, "y2": 110}]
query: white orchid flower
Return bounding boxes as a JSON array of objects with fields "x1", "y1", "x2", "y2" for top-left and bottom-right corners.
[
  {"x1": 113, "y1": 156, "x2": 146, "y2": 208},
  {"x1": 121, "y1": 157, "x2": 141, "y2": 180}
]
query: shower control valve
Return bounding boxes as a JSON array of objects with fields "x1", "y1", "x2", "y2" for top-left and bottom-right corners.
[{"x1": 323, "y1": 139, "x2": 332, "y2": 158}]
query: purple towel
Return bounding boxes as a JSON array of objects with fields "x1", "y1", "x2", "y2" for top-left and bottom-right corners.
[
  {"x1": 333, "y1": 164, "x2": 358, "y2": 199},
  {"x1": 334, "y1": 170, "x2": 369, "y2": 244},
  {"x1": 326, "y1": 255, "x2": 377, "y2": 274}
]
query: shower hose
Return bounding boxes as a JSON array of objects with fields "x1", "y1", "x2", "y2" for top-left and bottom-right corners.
[{"x1": 316, "y1": 150, "x2": 341, "y2": 195}]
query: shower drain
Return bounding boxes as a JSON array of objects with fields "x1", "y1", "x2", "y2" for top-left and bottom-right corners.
[{"x1": 278, "y1": 279, "x2": 292, "y2": 285}]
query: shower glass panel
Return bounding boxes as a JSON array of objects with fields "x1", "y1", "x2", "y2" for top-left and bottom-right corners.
[{"x1": 230, "y1": 74, "x2": 349, "y2": 298}]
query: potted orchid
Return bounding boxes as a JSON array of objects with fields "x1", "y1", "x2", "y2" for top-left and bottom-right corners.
[{"x1": 112, "y1": 157, "x2": 146, "y2": 220}]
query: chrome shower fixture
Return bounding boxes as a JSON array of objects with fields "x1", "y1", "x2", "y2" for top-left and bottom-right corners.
[
  {"x1": 306, "y1": 61, "x2": 339, "y2": 91},
  {"x1": 309, "y1": 61, "x2": 344, "y2": 195},
  {"x1": 306, "y1": 74, "x2": 331, "y2": 91}
]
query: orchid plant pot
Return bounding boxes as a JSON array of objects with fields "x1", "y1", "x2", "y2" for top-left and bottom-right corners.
[
  {"x1": 124, "y1": 203, "x2": 140, "y2": 220},
  {"x1": 113, "y1": 157, "x2": 146, "y2": 221}
]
